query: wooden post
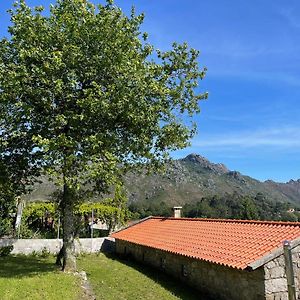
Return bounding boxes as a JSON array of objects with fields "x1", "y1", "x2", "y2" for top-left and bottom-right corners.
[
  {"x1": 15, "y1": 197, "x2": 23, "y2": 239},
  {"x1": 91, "y1": 208, "x2": 94, "y2": 252},
  {"x1": 91, "y1": 208, "x2": 94, "y2": 239},
  {"x1": 283, "y1": 240, "x2": 296, "y2": 300},
  {"x1": 57, "y1": 214, "x2": 60, "y2": 240}
]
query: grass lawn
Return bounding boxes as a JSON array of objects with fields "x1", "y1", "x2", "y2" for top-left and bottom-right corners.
[
  {"x1": 0, "y1": 255, "x2": 83, "y2": 300},
  {"x1": 78, "y1": 253, "x2": 210, "y2": 300},
  {"x1": 0, "y1": 253, "x2": 211, "y2": 299}
]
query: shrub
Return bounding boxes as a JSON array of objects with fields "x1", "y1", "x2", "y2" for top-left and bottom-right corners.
[
  {"x1": 0, "y1": 245, "x2": 13, "y2": 256},
  {"x1": 40, "y1": 247, "x2": 51, "y2": 258},
  {"x1": 31, "y1": 247, "x2": 51, "y2": 258}
]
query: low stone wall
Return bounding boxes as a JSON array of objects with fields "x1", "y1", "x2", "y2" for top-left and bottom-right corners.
[
  {"x1": 0, "y1": 237, "x2": 115, "y2": 255},
  {"x1": 115, "y1": 240, "x2": 265, "y2": 300}
]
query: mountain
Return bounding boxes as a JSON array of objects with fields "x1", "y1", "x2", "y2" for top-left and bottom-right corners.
[
  {"x1": 24, "y1": 153, "x2": 300, "y2": 207},
  {"x1": 264, "y1": 179, "x2": 300, "y2": 204},
  {"x1": 125, "y1": 154, "x2": 300, "y2": 207}
]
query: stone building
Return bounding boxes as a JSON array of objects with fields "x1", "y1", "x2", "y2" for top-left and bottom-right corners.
[{"x1": 112, "y1": 215, "x2": 300, "y2": 300}]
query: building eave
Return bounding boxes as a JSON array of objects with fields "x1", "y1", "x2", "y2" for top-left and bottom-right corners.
[
  {"x1": 110, "y1": 216, "x2": 153, "y2": 235},
  {"x1": 247, "y1": 236, "x2": 300, "y2": 270}
]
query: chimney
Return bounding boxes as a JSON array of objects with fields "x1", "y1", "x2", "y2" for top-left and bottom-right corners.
[{"x1": 173, "y1": 206, "x2": 182, "y2": 218}]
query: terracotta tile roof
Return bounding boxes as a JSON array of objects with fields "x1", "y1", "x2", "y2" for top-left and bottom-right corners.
[{"x1": 111, "y1": 217, "x2": 300, "y2": 270}]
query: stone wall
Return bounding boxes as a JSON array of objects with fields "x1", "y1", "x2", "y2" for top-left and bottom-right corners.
[
  {"x1": 264, "y1": 244, "x2": 300, "y2": 300},
  {"x1": 115, "y1": 240, "x2": 266, "y2": 300},
  {"x1": 0, "y1": 237, "x2": 115, "y2": 255}
]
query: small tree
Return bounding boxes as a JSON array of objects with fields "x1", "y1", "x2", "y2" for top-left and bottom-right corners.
[{"x1": 0, "y1": 0, "x2": 207, "y2": 271}]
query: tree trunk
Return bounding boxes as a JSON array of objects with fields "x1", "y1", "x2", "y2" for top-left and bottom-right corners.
[
  {"x1": 55, "y1": 244, "x2": 64, "y2": 267},
  {"x1": 60, "y1": 184, "x2": 77, "y2": 272}
]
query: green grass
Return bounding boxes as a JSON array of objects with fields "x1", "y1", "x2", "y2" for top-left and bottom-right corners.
[
  {"x1": 0, "y1": 253, "x2": 211, "y2": 299},
  {"x1": 78, "y1": 253, "x2": 210, "y2": 300},
  {"x1": 0, "y1": 255, "x2": 83, "y2": 300}
]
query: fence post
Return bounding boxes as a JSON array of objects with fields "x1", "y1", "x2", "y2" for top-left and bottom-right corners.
[
  {"x1": 15, "y1": 197, "x2": 24, "y2": 239},
  {"x1": 91, "y1": 209, "x2": 94, "y2": 239},
  {"x1": 57, "y1": 214, "x2": 60, "y2": 239},
  {"x1": 91, "y1": 208, "x2": 94, "y2": 252},
  {"x1": 283, "y1": 240, "x2": 296, "y2": 300}
]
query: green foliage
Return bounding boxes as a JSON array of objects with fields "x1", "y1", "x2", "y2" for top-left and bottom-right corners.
[
  {"x1": 129, "y1": 201, "x2": 172, "y2": 219},
  {"x1": 0, "y1": 245, "x2": 13, "y2": 257},
  {"x1": 0, "y1": 185, "x2": 16, "y2": 237},
  {"x1": 22, "y1": 202, "x2": 56, "y2": 222},
  {"x1": 20, "y1": 197, "x2": 131, "y2": 238},
  {"x1": 0, "y1": 0, "x2": 206, "y2": 193},
  {"x1": 0, "y1": 0, "x2": 206, "y2": 268},
  {"x1": 182, "y1": 192, "x2": 299, "y2": 221},
  {"x1": 31, "y1": 247, "x2": 51, "y2": 258},
  {"x1": 128, "y1": 192, "x2": 299, "y2": 222},
  {"x1": 240, "y1": 197, "x2": 259, "y2": 220},
  {"x1": 19, "y1": 202, "x2": 57, "y2": 238}
]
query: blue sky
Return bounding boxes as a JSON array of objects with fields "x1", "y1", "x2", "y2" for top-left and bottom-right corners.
[{"x1": 1, "y1": 0, "x2": 299, "y2": 182}]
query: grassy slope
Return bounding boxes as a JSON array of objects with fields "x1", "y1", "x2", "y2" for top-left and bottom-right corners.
[
  {"x1": 78, "y1": 253, "x2": 209, "y2": 300},
  {"x1": 0, "y1": 256, "x2": 82, "y2": 300}
]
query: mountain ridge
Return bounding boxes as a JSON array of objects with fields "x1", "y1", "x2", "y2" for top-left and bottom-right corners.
[
  {"x1": 125, "y1": 153, "x2": 300, "y2": 206},
  {"x1": 24, "y1": 153, "x2": 300, "y2": 207}
]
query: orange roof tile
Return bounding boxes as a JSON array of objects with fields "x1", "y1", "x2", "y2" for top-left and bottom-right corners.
[{"x1": 111, "y1": 217, "x2": 300, "y2": 270}]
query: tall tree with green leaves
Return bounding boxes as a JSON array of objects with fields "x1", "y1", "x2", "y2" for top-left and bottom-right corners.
[{"x1": 0, "y1": 0, "x2": 207, "y2": 271}]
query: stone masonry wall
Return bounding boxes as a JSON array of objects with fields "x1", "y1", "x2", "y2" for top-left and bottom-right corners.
[
  {"x1": 264, "y1": 244, "x2": 300, "y2": 300},
  {"x1": 0, "y1": 237, "x2": 115, "y2": 255},
  {"x1": 115, "y1": 240, "x2": 266, "y2": 300}
]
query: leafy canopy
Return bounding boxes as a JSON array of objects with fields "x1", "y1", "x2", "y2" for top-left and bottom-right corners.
[{"x1": 0, "y1": 0, "x2": 207, "y2": 195}]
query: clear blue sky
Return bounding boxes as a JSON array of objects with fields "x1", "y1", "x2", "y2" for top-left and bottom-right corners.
[{"x1": 1, "y1": 0, "x2": 300, "y2": 182}]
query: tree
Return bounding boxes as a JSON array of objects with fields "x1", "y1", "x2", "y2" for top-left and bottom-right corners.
[
  {"x1": 0, "y1": 183, "x2": 15, "y2": 237},
  {"x1": 0, "y1": 0, "x2": 207, "y2": 271},
  {"x1": 240, "y1": 197, "x2": 259, "y2": 220},
  {"x1": 0, "y1": 148, "x2": 39, "y2": 237}
]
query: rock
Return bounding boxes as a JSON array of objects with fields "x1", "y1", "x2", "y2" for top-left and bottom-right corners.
[
  {"x1": 265, "y1": 278, "x2": 287, "y2": 293},
  {"x1": 183, "y1": 154, "x2": 229, "y2": 175}
]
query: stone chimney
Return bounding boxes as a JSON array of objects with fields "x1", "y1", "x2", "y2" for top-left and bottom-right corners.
[{"x1": 173, "y1": 206, "x2": 182, "y2": 218}]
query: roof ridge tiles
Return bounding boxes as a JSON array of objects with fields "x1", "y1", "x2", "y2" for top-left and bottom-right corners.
[{"x1": 150, "y1": 216, "x2": 300, "y2": 227}]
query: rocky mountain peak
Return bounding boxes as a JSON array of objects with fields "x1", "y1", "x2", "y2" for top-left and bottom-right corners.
[
  {"x1": 182, "y1": 153, "x2": 229, "y2": 175},
  {"x1": 287, "y1": 179, "x2": 300, "y2": 185},
  {"x1": 184, "y1": 153, "x2": 209, "y2": 163},
  {"x1": 264, "y1": 179, "x2": 275, "y2": 184}
]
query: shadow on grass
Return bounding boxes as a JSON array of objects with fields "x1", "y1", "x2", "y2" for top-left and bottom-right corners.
[
  {"x1": 102, "y1": 252, "x2": 214, "y2": 300},
  {"x1": 0, "y1": 255, "x2": 58, "y2": 279}
]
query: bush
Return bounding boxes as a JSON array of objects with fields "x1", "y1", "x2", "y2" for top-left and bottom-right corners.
[
  {"x1": 0, "y1": 245, "x2": 13, "y2": 257},
  {"x1": 40, "y1": 247, "x2": 51, "y2": 258},
  {"x1": 31, "y1": 247, "x2": 51, "y2": 258}
]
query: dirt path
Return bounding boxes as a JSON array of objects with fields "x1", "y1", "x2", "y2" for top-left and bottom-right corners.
[{"x1": 76, "y1": 271, "x2": 96, "y2": 300}]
